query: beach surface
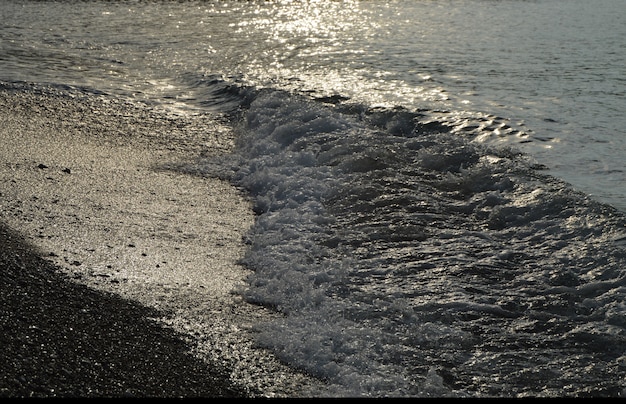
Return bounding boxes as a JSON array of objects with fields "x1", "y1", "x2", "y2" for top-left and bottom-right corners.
[{"x1": 0, "y1": 85, "x2": 323, "y2": 397}]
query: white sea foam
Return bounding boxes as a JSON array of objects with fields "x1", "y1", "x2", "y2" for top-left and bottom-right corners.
[{"x1": 180, "y1": 89, "x2": 626, "y2": 396}]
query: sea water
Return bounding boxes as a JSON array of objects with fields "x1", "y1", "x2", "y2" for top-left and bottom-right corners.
[{"x1": 2, "y1": 0, "x2": 626, "y2": 397}]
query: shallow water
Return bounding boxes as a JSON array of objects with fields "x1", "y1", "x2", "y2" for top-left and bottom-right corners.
[
  {"x1": 2, "y1": 0, "x2": 626, "y2": 397},
  {"x1": 1, "y1": 0, "x2": 624, "y2": 210},
  {"x1": 187, "y1": 89, "x2": 626, "y2": 396}
]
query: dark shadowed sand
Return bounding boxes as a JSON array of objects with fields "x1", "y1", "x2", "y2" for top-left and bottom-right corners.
[
  {"x1": 0, "y1": 222, "x2": 244, "y2": 397},
  {"x1": 0, "y1": 83, "x2": 324, "y2": 397}
]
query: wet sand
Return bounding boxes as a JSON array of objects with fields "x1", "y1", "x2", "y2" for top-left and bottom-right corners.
[{"x1": 0, "y1": 84, "x2": 323, "y2": 397}]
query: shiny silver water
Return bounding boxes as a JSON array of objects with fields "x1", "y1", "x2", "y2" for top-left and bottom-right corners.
[{"x1": 2, "y1": 0, "x2": 624, "y2": 210}]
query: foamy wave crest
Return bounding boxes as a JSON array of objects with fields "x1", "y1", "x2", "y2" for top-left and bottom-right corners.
[{"x1": 183, "y1": 89, "x2": 626, "y2": 397}]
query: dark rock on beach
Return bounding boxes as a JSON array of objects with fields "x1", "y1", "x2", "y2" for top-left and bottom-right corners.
[{"x1": 0, "y1": 223, "x2": 247, "y2": 398}]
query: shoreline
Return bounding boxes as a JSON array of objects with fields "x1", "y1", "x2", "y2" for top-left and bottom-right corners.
[{"x1": 0, "y1": 83, "x2": 324, "y2": 397}]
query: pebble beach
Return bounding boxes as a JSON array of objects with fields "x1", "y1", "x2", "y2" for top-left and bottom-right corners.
[{"x1": 0, "y1": 85, "x2": 323, "y2": 397}]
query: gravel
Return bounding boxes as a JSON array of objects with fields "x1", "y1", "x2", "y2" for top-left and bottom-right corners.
[{"x1": 0, "y1": 222, "x2": 248, "y2": 397}]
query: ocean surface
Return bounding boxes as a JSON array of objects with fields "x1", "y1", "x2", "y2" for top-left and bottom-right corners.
[{"x1": 2, "y1": 0, "x2": 626, "y2": 397}]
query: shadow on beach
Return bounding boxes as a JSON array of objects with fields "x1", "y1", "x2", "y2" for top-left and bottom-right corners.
[{"x1": 0, "y1": 222, "x2": 247, "y2": 398}]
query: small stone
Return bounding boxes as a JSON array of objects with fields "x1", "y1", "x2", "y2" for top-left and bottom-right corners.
[
  {"x1": 62, "y1": 167, "x2": 71, "y2": 174},
  {"x1": 37, "y1": 163, "x2": 48, "y2": 169}
]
